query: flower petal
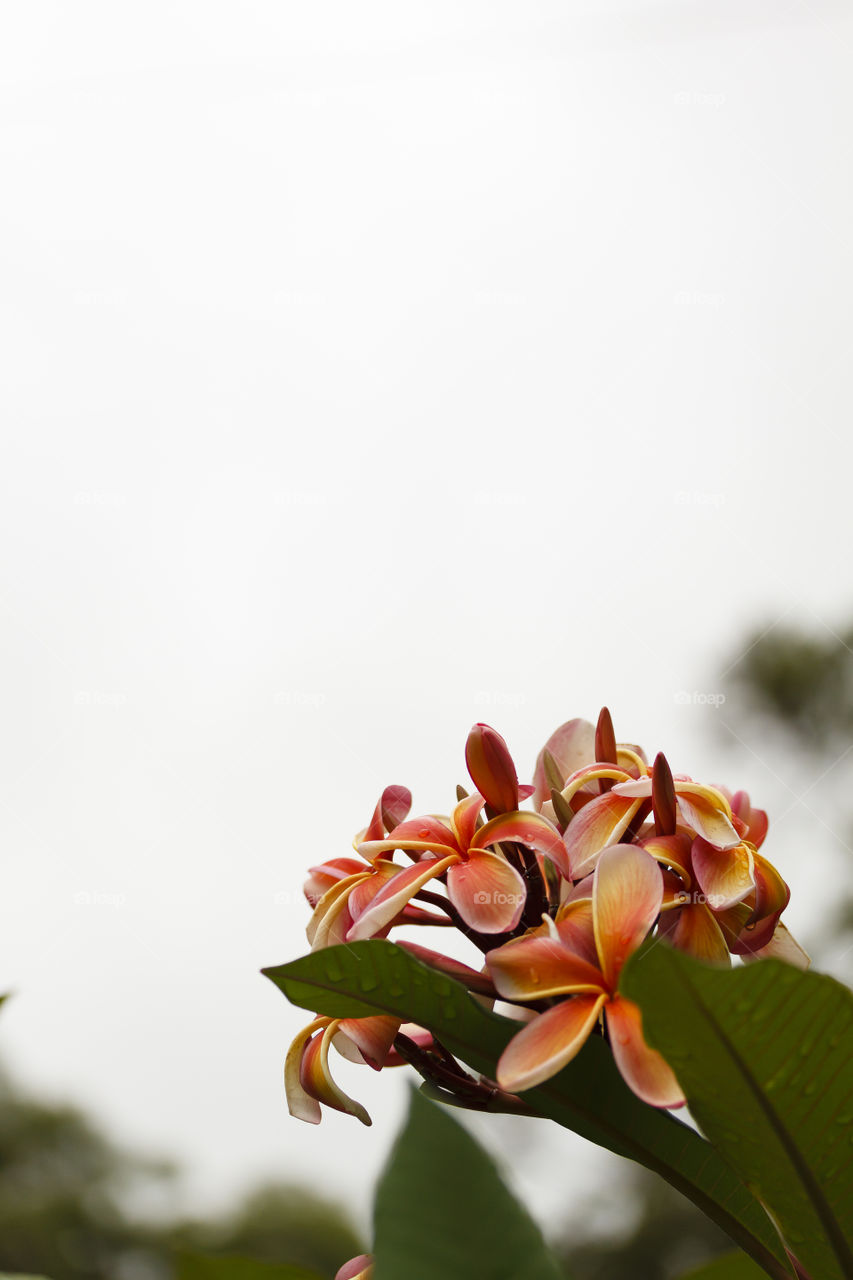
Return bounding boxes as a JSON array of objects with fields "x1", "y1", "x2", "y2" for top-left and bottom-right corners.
[
  {"x1": 450, "y1": 790, "x2": 486, "y2": 850},
  {"x1": 731, "y1": 789, "x2": 768, "y2": 849},
  {"x1": 675, "y1": 784, "x2": 740, "y2": 850},
  {"x1": 285, "y1": 1018, "x2": 328, "y2": 1124},
  {"x1": 558, "y1": 763, "x2": 634, "y2": 804},
  {"x1": 691, "y1": 837, "x2": 755, "y2": 911},
  {"x1": 593, "y1": 844, "x2": 663, "y2": 989},
  {"x1": 605, "y1": 996, "x2": 684, "y2": 1108},
  {"x1": 657, "y1": 902, "x2": 731, "y2": 965},
  {"x1": 486, "y1": 930, "x2": 606, "y2": 1000},
  {"x1": 380, "y1": 785, "x2": 412, "y2": 832},
  {"x1": 336, "y1": 1015, "x2": 401, "y2": 1069},
  {"x1": 346, "y1": 855, "x2": 459, "y2": 941},
  {"x1": 532, "y1": 718, "x2": 596, "y2": 808},
  {"x1": 335, "y1": 1255, "x2": 373, "y2": 1280},
  {"x1": 554, "y1": 896, "x2": 599, "y2": 966},
  {"x1": 300, "y1": 1021, "x2": 372, "y2": 1125},
  {"x1": 447, "y1": 850, "x2": 526, "y2": 932},
  {"x1": 564, "y1": 793, "x2": 645, "y2": 880},
  {"x1": 640, "y1": 834, "x2": 693, "y2": 886},
  {"x1": 472, "y1": 810, "x2": 571, "y2": 880},
  {"x1": 496, "y1": 994, "x2": 607, "y2": 1092},
  {"x1": 304, "y1": 858, "x2": 366, "y2": 908},
  {"x1": 743, "y1": 922, "x2": 810, "y2": 969},
  {"x1": 307, "y1": 872, "x2": 370, "y2": 948}
]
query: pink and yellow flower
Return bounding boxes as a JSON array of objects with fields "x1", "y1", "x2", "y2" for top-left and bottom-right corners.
[
  {"x1": 486, "y1": 843, "x2": 684, "y2": 1108},
  {"x1": 350, "y1": 789, "x2": 569, "y2": 936}
]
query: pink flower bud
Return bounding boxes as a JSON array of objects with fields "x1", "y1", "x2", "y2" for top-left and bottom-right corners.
[{"x1": 465, "y1": 723, "x2": 519, "y2": 813}]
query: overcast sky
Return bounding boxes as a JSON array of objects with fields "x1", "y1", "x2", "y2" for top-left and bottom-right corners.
[{"x1": 2, "y1": 0, "x2": 852, "y2": 1235}]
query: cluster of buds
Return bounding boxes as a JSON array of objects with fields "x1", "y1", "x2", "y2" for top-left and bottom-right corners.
[{"x1": 286, "y1": 710, "x2": 807, "y2": 1126}]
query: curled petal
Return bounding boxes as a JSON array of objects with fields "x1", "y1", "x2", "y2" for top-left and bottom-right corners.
[
  {"x1": 496, "y1": 994, "x2": 607, "y2": 1092},
  {"x1": 300, "y1": 1021, "x2": 371, "y2": 1125},
  {"x1": 486, "y1": 930, "x2": 605, "y2": 1000},
  {"x1": 743, "y1": 922, "x2": 810, "y2": 969},
  {"x1": 447, "y1": 850, "x2": 526, "y2": 932},
  {"x1": 554, "y1": 896, "x2": 599, "y2": 966},
  {"x1": 347, "y1": 861, "x2": 402, "y2": 920},
  {"x1": 640, "y1": 833, "x2": 693, "y2": 886},
  {"x1": 674, "y1": 784, "x2": 740, "y2": 850},
  {"x1": 616, "y1": 745, "x2": 647, "y2": 775},
  {"x1": 558, "y1": 763, "x2": 634, "y2": 805},
  {"x1": 593, "y1": 844, "x2": 663, "y2": 988},
  {"x1": 563, "y1": 792, "x2": 644, "y2": 880},
  {"x1": 472, "y1": 810, "x2": 571, "y2": 880},
  {"x1": 307, "y1": 873, "x2": 370, "y2": 949},
  {"x1": 336, "y1": 1015, "x2": 401, "y2": 1069},
  {"x1": 751, "y1": 851, "x2": 790, "y2": 931},
  {"x1": 657, "y1": 902, "x2": 731, "y2": 966},
  {"x1": 532, "y1": 718, "x2": 596, "y2": 808},
  {"x1": 304, "y1": 858, "x2": 366, "y2": 908},
  {"x1": 285, "y1": 1018, "x2": 330, "y2": 1124},
  {"x1": 465, "y1": 723, "x2": 520, "y2": 812},
  {"x1": 730, "y1": 790, "x2": 768, "y2": 849},
  {"x1": 450, "y1": 790, "x2": 486, "y2": 850},
  {"x1": 346, "y1": 855, "x2": 459, "y2": 942},
  {"x1": 605, "y1": 996, "x2": 684, "y2": 1108},
  {"x1": 358, "y1": 815, "x2": 458, "y2": 862},
  {"x1": 691, "y1": 837, "x2": 755, "y2": 911}
]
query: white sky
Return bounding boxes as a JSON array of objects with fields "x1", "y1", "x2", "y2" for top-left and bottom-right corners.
[{"x1": 2, "y1": 0, "x2": 853, "y2": 1239}]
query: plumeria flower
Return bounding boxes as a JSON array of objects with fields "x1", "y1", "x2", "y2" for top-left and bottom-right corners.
[
  {"x1": 486, "y1": 843, "x2": 684, "y2": 1108},
  {"x1": 349, "y1": 789, "x2": 569, "y2": 937},
  {"x1": 306, "y1": 785, "x2": 447, "y2": 950},
  {"x1": 286, "y1": 1013, "x2": 408, "y2": 1126}
]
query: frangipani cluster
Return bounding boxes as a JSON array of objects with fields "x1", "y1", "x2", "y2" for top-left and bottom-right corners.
[{"x1": 285, "y1": 711, "x2": 807, "y2": 1127}]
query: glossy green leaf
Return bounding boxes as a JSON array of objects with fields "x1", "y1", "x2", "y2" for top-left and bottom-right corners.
[
  {"x1": 677, "y1": 1254, "x2": 770, "y2": 1280},
  {"x1": 176, "y1": 1256, "x2": 323, "y2": 1280},
  {"x1": 622, "y1": 945, "x2": 853, "y2": 1280},
  {"x1": 373, "y1": 1088, "x2": 564, "y2": 1280},
  {"x1": 263, "y1": 942, "x2": 789, "y2": 1278}
]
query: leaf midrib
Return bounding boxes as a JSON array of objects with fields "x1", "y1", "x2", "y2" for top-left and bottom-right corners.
[{"x1": 670, "y1": 962, "x2": 853, "y2": 1277}]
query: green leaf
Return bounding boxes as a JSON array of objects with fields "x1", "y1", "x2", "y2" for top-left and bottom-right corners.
[
  {"x1": 176, "y1": 1256, "x2": 323, "y2": 1280},
  {"x1": 676, "y1": 1254, "x2": 770, "y2": 1280},
  {"x1": 373, "y1": 1087, "x2": 564, "y2": 1280},
  {"x1": 622, "y1": 945, "x2": 853, "y2": 1280},
  {"x1": 263, "y1": 942, "x2": 790, "y2": 1278}
]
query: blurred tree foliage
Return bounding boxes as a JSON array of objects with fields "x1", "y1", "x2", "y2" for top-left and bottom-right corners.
[
  {"x1": 0, "y1": 1065, "x2": 363, "y2": 1280},
  {"x1": 725, "y1": 620, "x2": 853, "y2": 749},
  {"x1": 557, "y1": 1165, "x2": 731, "y2": 1280}
]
